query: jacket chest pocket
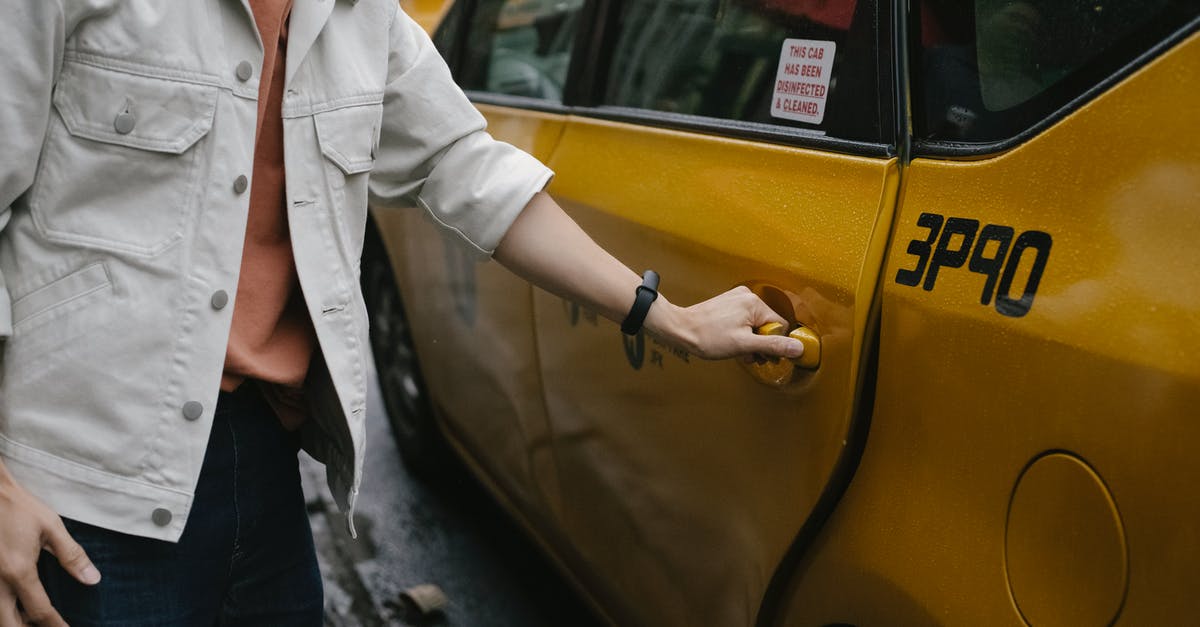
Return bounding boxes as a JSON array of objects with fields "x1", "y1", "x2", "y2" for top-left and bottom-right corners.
[
  {"x1": 314, "y1": 103, "x2": 381, "y2": 265},
  {"x1": 30, "y1": 60, "x2": 217, "y2": 256}
]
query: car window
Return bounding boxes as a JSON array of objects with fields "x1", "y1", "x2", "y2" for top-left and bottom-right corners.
[
  {"x1": 599, "y1": 0, "x2": 883, "y2": 143},
  {"x1": 454, "y1": 0, "x2": 586, "y2": 102},
  {"x1": 914, "y1": 0, "x2": 1199, "y2": 144}
]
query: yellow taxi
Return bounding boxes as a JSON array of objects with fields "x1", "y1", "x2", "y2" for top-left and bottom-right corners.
[{"x1": 367, "y1": 1, "x2": 1200, "y2": 624}]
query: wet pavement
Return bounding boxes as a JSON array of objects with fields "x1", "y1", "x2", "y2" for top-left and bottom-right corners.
[{"x1": 300, "y1": 365, "x2": 602, "y2": 627}]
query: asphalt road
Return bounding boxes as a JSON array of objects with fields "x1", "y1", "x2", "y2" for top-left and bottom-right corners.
[{"x1": 300, "y1": 364, "x2": 602, "y2": 627}]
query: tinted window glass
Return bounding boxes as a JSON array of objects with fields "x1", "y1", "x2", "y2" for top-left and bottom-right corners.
[
  {"x1": 915, "y1": 0, "x2": 1199, "y2": 143},
  {"x1": 458, "y1": 0, "x2": 585, "y2": 101},
  {"x1": 600, "y1": 0, "x2": 882, "y2": 142}
]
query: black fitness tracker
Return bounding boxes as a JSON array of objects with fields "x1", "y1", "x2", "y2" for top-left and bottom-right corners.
[{"x1": 620, "y1": 270, "x2": 660, "y2": 335}]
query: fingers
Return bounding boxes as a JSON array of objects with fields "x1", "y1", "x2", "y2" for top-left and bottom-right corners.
[
  {"x1": 680, "y1": 287, "x2": 804, "y2": 360},
  {"x1": 42, "y1": 520, "x2": 99, "y2": 587},
  {"x1": 744, "y1": 331, "x2": 805, "y2": 360},
  {"x1": 741, "y1": 294, "x2": 802, "y2": 359},
  {"x1": 0, "y1": 587, "x2": 21, "y2": 627},
  {"x1": 734, "y1": 289, "x2": 785, "y2": 326},
  {"x1": 749, "y1": 300, "x2": 788, "y2": 328},
  {"x1": 12, "y1": 573, "x2": 66, "y2": 627},
  {"x1": 0, "y1": 486, "x2": 83, "y2": 627}
]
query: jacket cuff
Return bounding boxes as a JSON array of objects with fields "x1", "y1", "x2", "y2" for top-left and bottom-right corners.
[{"x1": 416, "y1": 132, "x2": 555, "y2": 259}]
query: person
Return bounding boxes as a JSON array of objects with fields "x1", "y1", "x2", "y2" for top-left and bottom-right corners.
[{"x1": 0, "y1": 1, "x2": 804, "y2": 624}]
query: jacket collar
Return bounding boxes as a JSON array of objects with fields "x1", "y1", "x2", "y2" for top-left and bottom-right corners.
[{"x1": 286, "y1": 0, "x2": 338, "y2": 88}]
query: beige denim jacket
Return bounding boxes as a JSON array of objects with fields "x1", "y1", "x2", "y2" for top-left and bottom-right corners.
[{"x1": 0, "y1": 0, "x2": 552, "y2": 542}]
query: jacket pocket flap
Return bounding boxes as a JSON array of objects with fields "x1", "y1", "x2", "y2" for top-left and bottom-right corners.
[
  {"x1": 315, "y1": 104, "x2": 382, "y2": 175},
  {"x1": 11, "y1": 263, "x2": 112, "y2": 329},
  {"x1": 52, "y1": 61, "x2": 217, "y2": 155}
]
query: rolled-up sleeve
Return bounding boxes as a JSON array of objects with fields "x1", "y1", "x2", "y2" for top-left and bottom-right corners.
[{"x1": 368, "y1": 5, "x2": 554, "y2": 258}]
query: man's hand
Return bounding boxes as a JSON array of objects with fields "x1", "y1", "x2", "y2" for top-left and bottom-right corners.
[
  {"x1": 0, "y1": 472, "x2": 99, "y2": 627},
  {"x1": 644, "y1": 286, "x2": 805, "y2": 361}
]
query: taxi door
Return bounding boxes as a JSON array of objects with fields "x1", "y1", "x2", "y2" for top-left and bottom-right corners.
[
  {"x1": 373, "y1": 0, "x2": 575, "y2": 519},
  {"x1": 532, "y1": 1, "x2": 898, "y2": 624},
  {"x1": 777, "y1": 4, "x2": 1200, "y2": 626}
]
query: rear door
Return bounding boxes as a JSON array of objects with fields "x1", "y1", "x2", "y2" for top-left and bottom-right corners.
[
  {"x1": 777, "y1": 3, "x2": 1200, "y2": 625},
  {"x1": 532, "y1": 1, "x2": 899, "y2": 624}
]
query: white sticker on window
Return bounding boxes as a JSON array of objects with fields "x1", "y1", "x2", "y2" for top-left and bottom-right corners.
[{"x1": 771, "y1": 39, "x2": 836, "y2": 125}]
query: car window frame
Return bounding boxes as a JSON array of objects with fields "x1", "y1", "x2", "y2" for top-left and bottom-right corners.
[
  {"x1": 437, "y1": 0, "x2": 598, "y2": 115},
  {"x1": 436, "y1": 0, "x2": 898, "y2": 158},
  {"x1": 910, "y1": 4, "x2": 1200, "y2": 158},
  {"x1": 582, "y1": 0, "x2": 893, "y2": 154},
  {"x1": 437, "y1": 2, "x2": 1200, "y2": 163}
]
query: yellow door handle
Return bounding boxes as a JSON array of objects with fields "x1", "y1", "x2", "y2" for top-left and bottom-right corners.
[{"x1": 756, "y1": 322, "x2": 821, "y2": 370}]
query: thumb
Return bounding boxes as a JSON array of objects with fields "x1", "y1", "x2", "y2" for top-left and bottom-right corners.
[
  {"x1": 43, "y1": 519, "x2": 100, "y2": 586},
  {"x1": 747, "y1": 331, "x2": 805, "y2": 360}
]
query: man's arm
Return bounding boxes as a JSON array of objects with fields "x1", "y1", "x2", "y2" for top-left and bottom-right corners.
[
  {"x1": 370, "y1": 8, "x2": 802, "y2": 361},
  {"x1": 0, "y1": 2, "x2": 104, "y2": 626},
  {"x1": 494, "y1": 192, "x2": 804, "y2": 361}
]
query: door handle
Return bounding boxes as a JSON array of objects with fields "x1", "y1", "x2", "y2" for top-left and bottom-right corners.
[
  {"x1": 738, "y1": 282, "x2": 822, "y2": 387},
  {"x1": 756, "y1": 322, "x2": 821, "y2": 370}
]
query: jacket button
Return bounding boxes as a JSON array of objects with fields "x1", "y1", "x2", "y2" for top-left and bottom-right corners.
[
  {"x1": 182, "y1": 401, "x2": 204, "y2": 421},
  {"x1": 152, "y1": 508, "x2": 172, "y2": 527},
  {"x1": 114, "y1": 111, "x2": 136, "y2": 135},
  {"x1": 233, "y1": 175, "x2": 249, "y2": 194},
  {"x1": 211, "y1": 290, "x2": 230, "y2": 311},
  {"x1": 236, "y1": 61, "x2": 253, "y2": 82}
]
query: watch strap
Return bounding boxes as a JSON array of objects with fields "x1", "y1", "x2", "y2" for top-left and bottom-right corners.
[{"x1": 620, "y1": 270, "x2": 660, "y2": 335}]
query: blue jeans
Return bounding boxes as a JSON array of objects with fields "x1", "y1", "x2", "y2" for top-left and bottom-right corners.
[{"x1": 38, "y1": 386, "x2": 324, "y2": 626}]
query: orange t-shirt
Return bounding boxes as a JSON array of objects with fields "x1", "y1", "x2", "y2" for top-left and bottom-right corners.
[{"x1": 222, "y1": 0, "x2": 315, "y2": 429}]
